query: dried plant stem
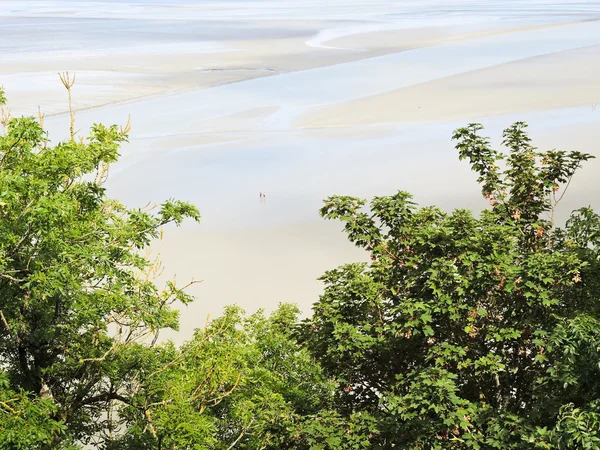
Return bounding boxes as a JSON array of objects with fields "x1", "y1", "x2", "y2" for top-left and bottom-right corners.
[
  {"x1": 1, "y1": 106, "x2": 11, "y2": 134},
  {"x1": 59, "y1": 72, "x2": 77, "y2": 140}
]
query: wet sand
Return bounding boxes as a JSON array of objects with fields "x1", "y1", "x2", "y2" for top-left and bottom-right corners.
[
  {"x1": 3, "y1": 0, "x2": 600, "y2": 342},
  {"x1": 3, "y1": 2, "x2": 599, "y2": 117},
  {"x1": 297, "y1": 43, "x2": 600, "y2": 128}
]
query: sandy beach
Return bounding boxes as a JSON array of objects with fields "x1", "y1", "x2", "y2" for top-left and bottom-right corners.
[
  {"x1": 3, "y1": 2, "x2": 599, "y2": 117},
  {"x1": 297, "y1": 42, "x2": 600, "y2": 128},
  {"x1": 3, "y1": 0, "x2": 600, "y2": 342}
]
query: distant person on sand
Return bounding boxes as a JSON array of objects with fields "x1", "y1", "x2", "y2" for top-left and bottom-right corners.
[{"x1": 594, "y1": 102, "x2": 597, "y2": 111}]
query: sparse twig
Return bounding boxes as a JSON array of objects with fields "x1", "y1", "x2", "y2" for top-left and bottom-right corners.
[
  {"x1": 227, "y1": 417, "x2": 256, "y2": 450},
  {"x1": 144, "y1": 409, "x2": 158, "y2": 439},
  {"x1": 1, "y1": 106, "x2": 11, "y2": 133},
  {"x1": 0, "y1": 309, "x2": 12, "y2": 334},
  {"x1": 37, "y1": 105, "x2": 44, "y2": 128},
  {"x1": 0, "y1": 399, "x2": 21, "y2": 415},
  {"x1": 58, "y1": 72, "x2": 77, "y2": 141},
  {"x1": 79, "y1": 337, "x2": 120, "y2": 363},
  {"x1": 120, "y1": 114, "x2": 131, "y2": 136}
]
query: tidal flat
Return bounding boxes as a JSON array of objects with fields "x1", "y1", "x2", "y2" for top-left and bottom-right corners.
[{"x1": 2, "y1": 0, "x2": 600, "y2": 340}]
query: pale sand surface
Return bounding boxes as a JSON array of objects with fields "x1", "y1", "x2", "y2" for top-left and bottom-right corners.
[
  {"x1": 325, "y1": 19, "x2": 598, "y2": 51},
  {"x1": 0, "y1": 25, "x2": 540, "y2": 117},
  {"x1": 297, "y1": 44, "x2": 600, "y2": 128},
  {"x1": 156, "y1": 222, "x2": 367, "y2": 341},
  {"x1": 4, "y1": 0, "x2": 600, "y2": 342},
  {"x1": 3, "y1": 20, "x2": 591, "y2": 118},
  {"x1": 3, "y1": 3, "x2": 598, "y2": 117}
]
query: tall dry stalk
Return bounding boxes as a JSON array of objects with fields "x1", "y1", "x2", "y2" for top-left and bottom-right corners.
[
  {"x1": 0, "y1": 88, "x2": 10, "y2": 134},
  {"x1": 58, "y1": 71, "x2": 77, "y2": 141},
  {"x1": 120, "y1": 114, "x2": 131, "y2": 136},
  {"x1": 37, "y1": 105, "x2": 45, "y2": 128},
  {"x1": 0, "y1": 107, "x2": 10, "y2": 134},
  {"x1": 37, "y1": 105, "x2": 50, "y2": 150},
  {"x1": 0, "y1": 85, "x2": 7, "y2": 135}
]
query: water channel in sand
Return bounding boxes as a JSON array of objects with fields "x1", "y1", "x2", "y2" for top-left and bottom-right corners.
[{"x1": 3, "y1": 1, "x2": 600, "y2": 339}]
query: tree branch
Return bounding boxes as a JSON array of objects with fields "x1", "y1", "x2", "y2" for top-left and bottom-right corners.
[
  {"x1": 79, "y1": 391, "x2": 131, "y2": 408},
  {"x1": 227, "y1": 417, "x2": 256, "y2": 450}
]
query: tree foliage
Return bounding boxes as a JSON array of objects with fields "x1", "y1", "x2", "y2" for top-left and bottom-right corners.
[
  {"x1": 0, "y1": 87, "x2": 200, "y2": 448},
  {"x1": 109, "y1": 304, "x2": 336, "y2": 449},
  {"x1": 300, "y1": 122, "x2": 600, "y2": 448}
]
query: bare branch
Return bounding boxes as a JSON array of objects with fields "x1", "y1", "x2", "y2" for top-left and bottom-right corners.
[
  {"x1": 58, "y1": 72, "x2": 77, "y2": 140},
  {"x1": 226, "y1": 417, "x2": 256, "y2": 450}
]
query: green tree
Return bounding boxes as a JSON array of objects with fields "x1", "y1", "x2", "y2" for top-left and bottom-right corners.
[
  {"x1": 300, "y1": 122, "x2": 600, "y2": 448},
  {"x1": 0, "y1": 85, "x2": 336, "y2": 450},
  {"x1": 110, "y1": 304, "x2": 335, "y2": 449},
  {"x1": 0, "y1": 86, "x2": 200, "y2": 448}
]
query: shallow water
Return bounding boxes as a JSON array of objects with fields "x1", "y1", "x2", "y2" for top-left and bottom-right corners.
[
  {"x1": 3, "y1": 0, "x2": 600, "y2": 60},
  {"x1": 7, "y1": 0, "x2": 600, "y2": 231},
  {"x1": 35, "y1": 17, "x2": 600, "y2": 231}
]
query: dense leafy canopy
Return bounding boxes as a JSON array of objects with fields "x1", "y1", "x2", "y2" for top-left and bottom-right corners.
[
  {"x1": 107, "y1": 304, "x2": 337, "y2": 449},
  {"x1": 2, "y1": 83, "x2": 600, "y2": 449},
  {"x1": 300, "y1": 122, "x2": 600, "y2": 448},
  {"x1": 0, "y1": 87, "x2": 201, "y2": 448}
]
